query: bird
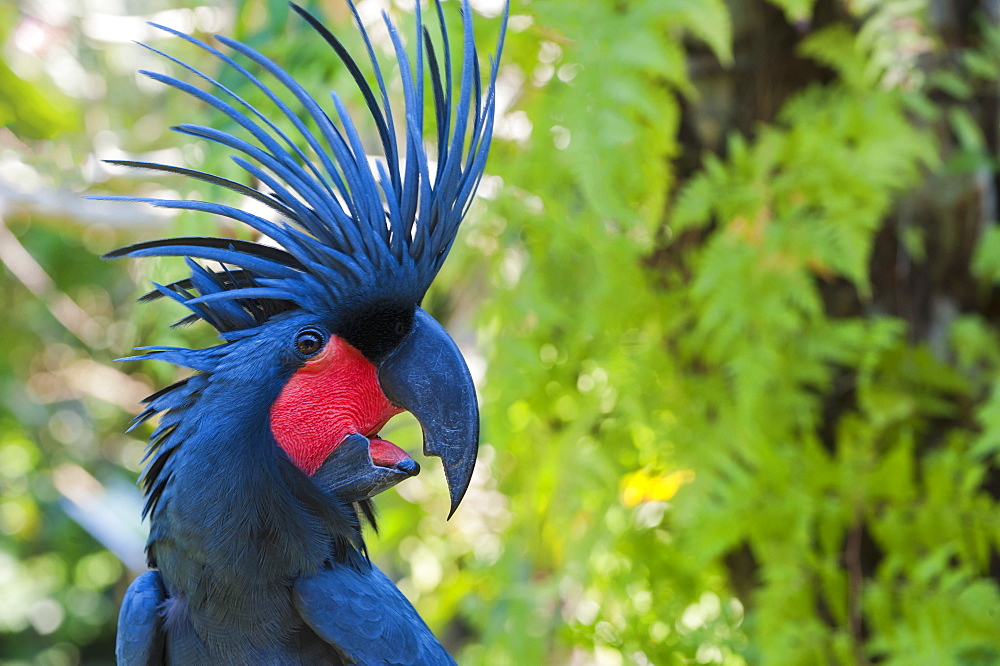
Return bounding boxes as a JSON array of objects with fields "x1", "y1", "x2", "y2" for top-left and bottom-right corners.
[{"x1": 98, "y1": 0, "x2": 506, "y2": 663}]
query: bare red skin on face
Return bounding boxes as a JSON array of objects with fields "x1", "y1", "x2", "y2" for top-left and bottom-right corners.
[{"x1": 270, "y1": 335, "x2": 403, "y2": 476}]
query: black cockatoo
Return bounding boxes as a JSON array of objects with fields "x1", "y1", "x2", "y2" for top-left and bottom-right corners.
[{"x1": 101, "y1": 1, "x2": 506, "y2": 663}]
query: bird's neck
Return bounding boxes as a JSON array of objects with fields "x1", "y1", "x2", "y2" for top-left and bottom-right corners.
[{"x1": 144, "y1": 381, "x2": 367, "y2": 626}]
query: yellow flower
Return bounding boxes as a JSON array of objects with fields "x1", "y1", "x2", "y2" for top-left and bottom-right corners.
[{"x1": 621, "y1": 468, "x2": 695, "y2": 507}]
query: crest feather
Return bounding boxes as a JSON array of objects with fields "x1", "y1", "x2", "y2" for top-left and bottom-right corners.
[{"x1": 98, "y1": 0, "x2": 508, "y2": 331}]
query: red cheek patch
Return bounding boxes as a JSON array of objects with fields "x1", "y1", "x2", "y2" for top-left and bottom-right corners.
[{"x1": 270, "y1": 336, "x2": 403, "y2": 475}]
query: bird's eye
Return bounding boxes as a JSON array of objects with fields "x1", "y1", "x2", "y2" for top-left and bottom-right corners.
[
  {"x1": 294, "y1": 328, "x2": 325, "y2": 358},
  {"x1": 394, "y1": 321, "x2": 408, "y2": 336}
]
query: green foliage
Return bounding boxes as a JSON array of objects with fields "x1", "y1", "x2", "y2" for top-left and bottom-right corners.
[
  {"x1": 0, "y1": 4, "x2": 78, "y2": 139},
  {"x1": 449, "y1": 1, "x2": 1000, "y2": 664}
]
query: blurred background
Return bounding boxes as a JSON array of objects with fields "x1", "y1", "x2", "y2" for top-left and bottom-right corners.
[{"x1": 2, "y1": 0, "x2": 1000, "y2": 663}]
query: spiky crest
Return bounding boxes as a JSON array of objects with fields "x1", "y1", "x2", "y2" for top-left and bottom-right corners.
[{"x1": 97, "y1": 0, "x2": 508, "y2": 333}]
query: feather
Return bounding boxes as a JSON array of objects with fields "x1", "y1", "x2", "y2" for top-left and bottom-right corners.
[
  {"x1": 99, "y1": 0, "x2": 507, "y2": 332},
  {"x1": 116, "y1": 570, "x2": 167, "y2": 664}
]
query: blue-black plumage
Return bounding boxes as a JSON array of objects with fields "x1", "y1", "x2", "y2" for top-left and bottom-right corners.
[{"x1": 101, "y1": 1, "x2": 506, "y2": 663}]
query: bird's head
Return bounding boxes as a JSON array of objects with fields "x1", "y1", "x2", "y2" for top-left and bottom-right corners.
[
  {"x1": 100, "y1": 0, "x2": 507, "y2": 517},
  {"x1": 261, "y1": 297, "x2": 480, "y2": 512}
]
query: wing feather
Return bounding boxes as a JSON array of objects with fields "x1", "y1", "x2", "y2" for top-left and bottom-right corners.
[
  {"x1": 116, "y1": 570, "x2": 166, "y2": 666},
  {"x1": 294, "y1": 564, "x2": 456, "y2": 666}
]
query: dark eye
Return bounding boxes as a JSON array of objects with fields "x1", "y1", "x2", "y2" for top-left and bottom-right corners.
[
  {"x1": 393, "y1": 321, "x2": 408, "y2": 336},
  {"x1": 295, "y1": 328, "x2": 325, "y2": 358}
]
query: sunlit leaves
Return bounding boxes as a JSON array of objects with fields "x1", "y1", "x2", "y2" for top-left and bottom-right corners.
[
  {"x1": 468, "y1": 0, "x2": 1000, "y2": 663},
  {"x1": 766, "y1": 0, "x2": 816, "y2": 24},
  {"x1": 518, "y1": 0, "x2": 733, "y2": 230}
]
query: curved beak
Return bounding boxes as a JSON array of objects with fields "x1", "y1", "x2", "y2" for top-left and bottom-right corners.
[{"x1": 377, "y1": 308, "x2": 479, "y2": 517}]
